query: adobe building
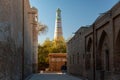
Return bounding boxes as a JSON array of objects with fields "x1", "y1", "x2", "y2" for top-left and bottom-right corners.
[
  {"x1": 48, "y1": 53, "x2": 67, "y2": 72},
  {"x1": 0, "y1": 0, "x2": 39, "y2": 80},
  {"x1": 67, "y1": 1, "x2": 120, "y2": 80},
  {"x1": 67, "y1": 26, "x2": 90, "y2": 76}
]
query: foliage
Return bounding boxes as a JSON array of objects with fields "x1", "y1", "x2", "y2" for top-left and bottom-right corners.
[
  {"x1": 38, "y1": 22, "x2": 48, "y2": 35},
  {"x1": 51, "y1": 38, "x2": 66, "y2": 53}
]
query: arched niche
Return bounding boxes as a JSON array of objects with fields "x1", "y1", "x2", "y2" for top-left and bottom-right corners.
[
  {"x1": 85, "y1": 38, "x2": 92, "y2": 70},
  {"x1": 114, "y1": 30, "x2": 120, "y2": 72},
  {"x1": 96, "y1": 31, "x2": 110, "y2": 71}
]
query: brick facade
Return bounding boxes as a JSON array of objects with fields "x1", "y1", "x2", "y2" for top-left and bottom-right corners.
[
  {"x1": 67, "y1": 2, "x2": 120, "y2": 80},
  {"x1": 49, "y1": 53, "x2": 67, "y2": 72}
]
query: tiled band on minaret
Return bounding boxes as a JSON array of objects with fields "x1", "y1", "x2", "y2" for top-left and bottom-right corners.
[{"x1": 54, "y1": 8, "x2": 63, "y2": 41}]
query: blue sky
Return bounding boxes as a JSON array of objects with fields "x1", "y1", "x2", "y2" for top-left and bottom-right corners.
[{"x1": 30, "y1": 0, "x2": 118, "y2": 44}]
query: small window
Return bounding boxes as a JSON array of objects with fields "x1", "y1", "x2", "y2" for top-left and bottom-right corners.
[{"x1": 79, "y1": 32, "x2": 81, "y2": 35}]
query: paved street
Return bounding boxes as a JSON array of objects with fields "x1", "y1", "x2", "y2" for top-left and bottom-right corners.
[{"x1": 28, "y1": 73, "x2": 82, "y2": 80}]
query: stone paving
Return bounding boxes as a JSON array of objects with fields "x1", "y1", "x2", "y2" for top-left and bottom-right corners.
[{"x1": 28, "y1": 73, "x2": 82, "y2": 80}]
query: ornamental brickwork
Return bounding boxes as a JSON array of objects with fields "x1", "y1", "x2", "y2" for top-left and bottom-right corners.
[{"x1": 49, "y1": 53, "x2": 67, "y2": 72}]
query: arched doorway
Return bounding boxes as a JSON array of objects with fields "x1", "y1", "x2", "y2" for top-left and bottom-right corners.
[
  {"x1": 97, "y1": 31, "x2": 110, "y2": 80},
  {"x1": 86, "y1": 38, "x2": 92, "y2": 70},
  {"x1": 114, "y1": 30, "x2": 120, "y2": 72},
  {"x1": 96, "y1": 31, "x2": 110, "y2": 70},
  {"x1": 85, "y1": 37, "x2": 93, "y2": 78}
]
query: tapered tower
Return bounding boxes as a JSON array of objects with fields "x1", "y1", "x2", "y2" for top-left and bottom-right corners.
[{"x1": 54, "y1": 8, "x2": 63, "y2": 41}]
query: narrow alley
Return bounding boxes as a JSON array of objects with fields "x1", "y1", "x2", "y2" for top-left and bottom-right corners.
[
  {"x1": 1, "y1": 0, "x2": 120, "y2": 80},
  {"x1": 28, "y1": 73, "x2": 82, "y2": 80}
]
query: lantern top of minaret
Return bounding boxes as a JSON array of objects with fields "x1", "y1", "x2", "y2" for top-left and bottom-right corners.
[{"x1": 57, "y1": 8, "x2": 61, "y2": 12}]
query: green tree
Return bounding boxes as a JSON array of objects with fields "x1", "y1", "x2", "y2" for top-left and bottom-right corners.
[
  {"x1": 38, "y1": 45, "x2": 49, "y2": 70},
  {"x1": 38, "y1": 38, "x2": 52, "y2": 70},
  {"x1": 51, "y1": 39, "x2": 66, "y2": 53}
]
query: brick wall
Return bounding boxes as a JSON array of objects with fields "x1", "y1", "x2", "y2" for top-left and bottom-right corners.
[{"x1": 0, "y1": 0, "x2": 35, "y2": 80}]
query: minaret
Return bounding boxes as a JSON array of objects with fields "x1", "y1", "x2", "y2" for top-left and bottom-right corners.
[{"x1": 54, "y1": 8, "x2": 63, "y2": 41}]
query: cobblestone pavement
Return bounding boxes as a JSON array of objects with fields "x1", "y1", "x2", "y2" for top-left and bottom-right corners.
[{"x1": 28, "y1": 73, "x2": 82, "y2": 80}]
